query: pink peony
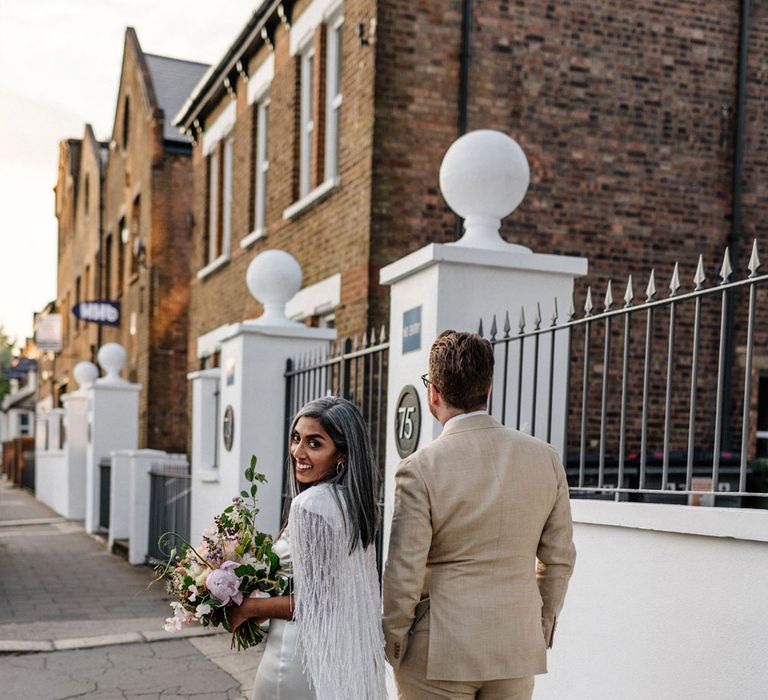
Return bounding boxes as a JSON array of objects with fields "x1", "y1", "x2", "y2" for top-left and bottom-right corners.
[{"x1": 206, "y1": 560, "x2": 243, "y2": 605}]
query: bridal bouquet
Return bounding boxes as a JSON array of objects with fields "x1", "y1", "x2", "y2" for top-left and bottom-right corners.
[{"x1": 157, "y1": 457, "x2": 288, "y2": 650}]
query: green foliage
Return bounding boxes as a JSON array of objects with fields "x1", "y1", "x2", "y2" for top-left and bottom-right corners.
[{"x1": 0, "y1": 325, "x2": 16, "y2": 401}]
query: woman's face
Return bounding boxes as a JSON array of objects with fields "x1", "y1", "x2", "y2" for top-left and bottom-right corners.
[{"x1": 290, "y1": 416, "x2": 343, "y2": 485}]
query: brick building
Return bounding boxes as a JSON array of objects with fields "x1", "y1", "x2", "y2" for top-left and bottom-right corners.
[
  {"x1": 51, "y1": 126, "x2": 107, "y2": 406},
  {"x1": 52, "y1": 28, "x2": 208, "y2": 452},
  {"x1": 175, "y1": 0, "x2": 768, "y2": 465}
]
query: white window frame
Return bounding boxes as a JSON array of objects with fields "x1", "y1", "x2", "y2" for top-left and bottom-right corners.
[
  {"x1": 207, "y1": 148, "x2": 220, "y2": 265},
  {"x1": 254, "y1": 97, "x2": 269, "y2": 235},
  {"x1": 242, "y1": 55, "x2": 274, "y2": 248},
  {"x1": 299, "y1": 46, "x2": 315, "y2": 199},
  {"x1": 324, "y1": 14, "x2": 343, "y2": 181},
  {"x1": 221, "y1": 131, "x2": 234, "y2": 259}
]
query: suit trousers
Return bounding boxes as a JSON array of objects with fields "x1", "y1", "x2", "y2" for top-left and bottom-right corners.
[{"x1": 395, "y1": 612, "x2": 535, "y2": 700}]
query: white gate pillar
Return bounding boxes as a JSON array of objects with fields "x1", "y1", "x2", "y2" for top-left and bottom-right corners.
[
  {"x1": 84, "y1": 344, "x2": 141, "y2": 534},
  {"x1": 189, "y1": 250, "x2": 335, "y2": 543},
  {"x1": 380, "y1": 131, "x2": 588, "y2": 560}
]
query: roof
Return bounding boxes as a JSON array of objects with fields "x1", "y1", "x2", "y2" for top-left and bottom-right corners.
[
  {"x1": 1, "y1": 384, "x2": 35, "y2": 412},
  {"x1": 144, "y1": 54, "x2": 209, "y2": 143},
  {"x1": 174, "y1": 0, "x2": 277, "y2": 130}
]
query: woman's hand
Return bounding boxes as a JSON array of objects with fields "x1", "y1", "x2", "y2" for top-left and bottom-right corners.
[{"x1": 229, "y1": 597, "x2": 267, "y2": 632}]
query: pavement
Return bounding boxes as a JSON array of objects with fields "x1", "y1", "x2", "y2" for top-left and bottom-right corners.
[{"x1": 0, "y1": 478, "x2": 263, "y2": 699}]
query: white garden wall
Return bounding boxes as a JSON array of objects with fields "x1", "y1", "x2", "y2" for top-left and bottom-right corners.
[{"x1": 535, "y1": 502, "x2": 768, "y2": 700}]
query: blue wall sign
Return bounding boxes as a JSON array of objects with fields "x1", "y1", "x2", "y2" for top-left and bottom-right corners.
[
  {"x1": 72, "y1": 300, "x2": 121, "y2": 327},
  {"x1": 402, "y1": 305, "x2": 422, "y2": 354}
]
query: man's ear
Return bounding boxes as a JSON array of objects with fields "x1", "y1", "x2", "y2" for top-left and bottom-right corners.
[{"x1": 429, "y1": 383, "x2": 440, "y2": 405}]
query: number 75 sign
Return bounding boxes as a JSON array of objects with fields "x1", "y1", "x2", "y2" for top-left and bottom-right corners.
[{"x1": 395, "y1": 385, "x2": 421, "y2": 458}]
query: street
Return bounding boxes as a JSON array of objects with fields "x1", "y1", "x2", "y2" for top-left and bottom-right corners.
[{"x1": 0, "y1": 479, "x2": 263, "y2": 699}]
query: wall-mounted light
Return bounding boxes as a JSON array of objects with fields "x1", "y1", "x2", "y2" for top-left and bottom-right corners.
[
  {"x1": 132, "y1": 237, "x2": 148, "y2": 269},
  {"x1": 357, "y1": 18, "x2": 377, "y2": 46}
]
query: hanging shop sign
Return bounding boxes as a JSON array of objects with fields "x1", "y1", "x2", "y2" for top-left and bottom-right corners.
[
  {"x1": 35, "y1": 314, "x2": 62, "y2": 352},
  {"x1": 72, "y1": 301, "x2": 121, "y2": 327}
]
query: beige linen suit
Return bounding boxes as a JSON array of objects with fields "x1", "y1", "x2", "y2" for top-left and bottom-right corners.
[{"x1": 383, "y1": 414, "x2": 576, "y2": 688}]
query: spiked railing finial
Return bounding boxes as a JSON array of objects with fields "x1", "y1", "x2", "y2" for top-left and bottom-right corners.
[
  {"x1": 604, "y1": 280, "x2": 614, "y2": 311},
  {"x1": 719, "y1": 247, "x2": 733, "y2": 283},
  {"x1": 748, "y1": 239, "x2": 761, "y2": 278},
  {"x1": 623, "y1": 274, "x2": 634, "y2": 308},
  {"x1": 669, "y1": 262, "x2": 681, "y2": 296},
  {"x1": 645, "y1": 269, "x2": 657, "y2": 301},
  {"x1": 584, "y1": 287, "x2": 594, "y2": 316},
  {"x1": 693, "y1": 254, "x2": 706, "y2": 290}
]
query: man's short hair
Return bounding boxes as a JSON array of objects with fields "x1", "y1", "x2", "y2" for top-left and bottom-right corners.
[{"x1": 429, "y1": 330, "x2": 494, "y2": 411}]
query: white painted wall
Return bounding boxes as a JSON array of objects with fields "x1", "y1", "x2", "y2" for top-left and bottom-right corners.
[
  {"x1": 127, "y1": 449, "x2": 187, "y2": 565},
  {"x1": 380, "y1": 243, "x2": 587, "y2": 557},
  {"x1": 84, "y1": 382, "x2": 140, "y2": 533},
  {"x1": 59, "y1": 392, "x2": 89, "y2": 520},
  {"x1": 536, "y1": 503, "x2": 768, "y2": 700},
  {"x1": 34, "y1": 450, "x2": 66, "y2": 513},
  {"x1": 189, "y1": 323, "x2": 334, "y2": 544},
  {"x1": 108, "y1": 450, "x2": 133, "y2": 549}
]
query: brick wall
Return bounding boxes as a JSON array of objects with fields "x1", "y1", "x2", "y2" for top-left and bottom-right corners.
[
  {"x1": 53, "y1": 130, "x2": 103, "y2": 403},
  {"x1": 369, "y1": 0, "x2": 768, "y2": 466},
  {"x1": 186, "y1": 0, "x2": 379, "y2": 391}
]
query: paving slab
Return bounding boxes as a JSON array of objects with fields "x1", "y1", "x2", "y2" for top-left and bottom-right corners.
[
  {"x1": 0, "y1": 639, "x2": 246, "y2": 699},
  {"x1": 0, "y1": 480, "x2": 260, "y2": 698}
]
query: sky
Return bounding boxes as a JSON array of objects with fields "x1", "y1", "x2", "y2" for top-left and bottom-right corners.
[{"x1": 0, "y1": 1, "x2": 262, "y2": 350}]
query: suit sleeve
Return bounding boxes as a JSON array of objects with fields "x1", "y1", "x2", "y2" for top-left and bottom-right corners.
[
  {"x1": 382, "y1": 457, "x2": 432, "y2": 669},
  {"x1": 536, "y1": 448, "x2": 576, "y2": 649}
]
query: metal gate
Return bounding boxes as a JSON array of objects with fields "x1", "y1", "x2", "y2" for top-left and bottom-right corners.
[
  {"x1": 284, "y1": 330, "x2": 389, "y2": 564},
  {"x1": 98, "y1": 458, "x2": 111, "y2": 531},
  {"x1": 147, "y1": 463, "x2": 191, "y2": 563}
]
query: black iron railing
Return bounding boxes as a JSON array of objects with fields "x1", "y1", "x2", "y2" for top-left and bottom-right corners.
[
  {"x1": 284, "y1": 328, "x2": 389, "y2": 567},
  {"x1": 99, "y1": 458, "x2": 111, "y2": 530},
  {"x1": 480, "y1": 242, "x2": 768, "y2": 507},
  {"x1": 148, "y1": 465, "x2": 191, "y2": 563}
]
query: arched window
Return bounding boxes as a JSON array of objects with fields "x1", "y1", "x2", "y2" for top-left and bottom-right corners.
[
  {"x1": 122, "y1": 96, "x2": 130, "y2": 150},
  {"x1": 84, "y1": 174, "x2": 90, "y2": 213}
]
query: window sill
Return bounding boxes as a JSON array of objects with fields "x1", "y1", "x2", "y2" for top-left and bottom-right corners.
[
  {"x1": 240, "y1": 228, "x2": 267, "y2": 249},
  {"x1": 196, "y1": 255, "x2": 230, "y2": 280},
  {"x1": 282, "y1": 176, "x2": 340, "y2": 220}
]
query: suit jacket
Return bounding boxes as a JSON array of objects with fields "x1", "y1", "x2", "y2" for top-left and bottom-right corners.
[{"x1": 382, "y1": 414, "x2": 576, "y2": 681}]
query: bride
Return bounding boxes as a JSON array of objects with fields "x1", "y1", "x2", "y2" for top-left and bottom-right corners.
[{"x1": 230, "y1": 397, "x2": 387, "y2": 699}]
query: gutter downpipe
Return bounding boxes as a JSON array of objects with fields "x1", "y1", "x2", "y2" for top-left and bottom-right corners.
[
  {"x1": 722, "y1": 0, "x2": 750, "y2": 451},
  {"x1": 96, "y1": 156, "x2": 104, "y2": 355},
  {"x1": 455, "y1": 0, "x2": 472, "y2": 240}
]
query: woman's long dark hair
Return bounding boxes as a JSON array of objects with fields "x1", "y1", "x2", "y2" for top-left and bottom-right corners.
[{"x1": 287, "y1": 397, "x2": 380, "y2": 552}]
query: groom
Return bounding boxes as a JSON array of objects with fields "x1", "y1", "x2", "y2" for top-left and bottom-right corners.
[{"x1": 383, "y1": 331, "x2": 576, "y2": 699}]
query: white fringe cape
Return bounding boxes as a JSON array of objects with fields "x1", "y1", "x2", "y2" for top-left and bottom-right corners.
[{"x1": 288, "y1": 483, "x2": 387, "y2": 699}]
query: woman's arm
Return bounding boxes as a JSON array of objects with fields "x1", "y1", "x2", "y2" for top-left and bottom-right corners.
[{"x1": 229, "y1": 594, "x2": 294, "y2": 631}]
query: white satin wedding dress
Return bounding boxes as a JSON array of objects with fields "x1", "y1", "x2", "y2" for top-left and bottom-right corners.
[{"x1": 251, "y1": 483, "x2": 386, "y2": 700}]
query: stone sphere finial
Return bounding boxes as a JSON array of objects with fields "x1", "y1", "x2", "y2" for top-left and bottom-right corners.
[
  {"x1": 96, "y1": 343, "x2": 128, "y2": 384},
  {"x1": 439, "y1": 129, "x2": 532, "y2": 252},
  {"x1": 246, "y1": 249, "x2": 303, "y2": 326},
  {"x1": 73, "y1": 361, "x2": 99, "y2": 391}
]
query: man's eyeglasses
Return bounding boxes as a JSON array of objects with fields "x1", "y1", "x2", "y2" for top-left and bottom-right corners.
[{"x1": 420, "y1": 373, "x2": 436, "y2": 391}]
